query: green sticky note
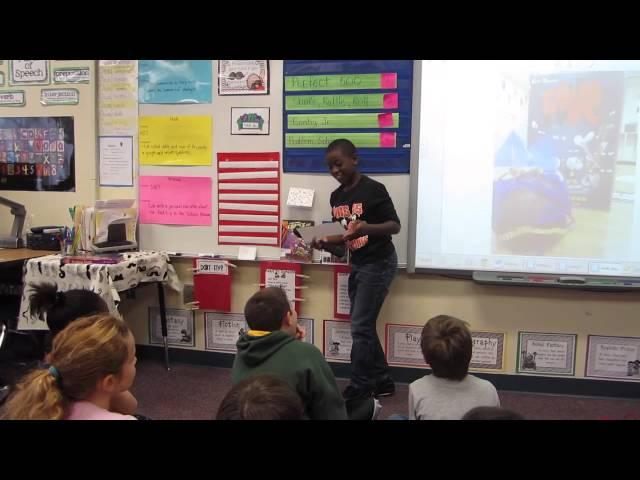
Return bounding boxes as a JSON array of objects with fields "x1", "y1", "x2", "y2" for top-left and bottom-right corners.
[
  {"x1": 286, "y1": 132, "x2": 396, "y2": 149},
  {"x1": 288, "y1": 113, "x2": 399, "y2": 129},
  {"x1": 285, "y1": 93, "x2": 398, "y2": 110},
  {"x1": 285, "y1": 73, "x2": 396, "y2": 91}
]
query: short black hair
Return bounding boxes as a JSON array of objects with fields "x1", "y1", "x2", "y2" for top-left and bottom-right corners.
[
  {"x1": 29, "y1": 283, "x2": 109, "y2": 337},
  {"x1": 462, "y1": 406, "x2": 524, "y2": 420},
  {"x1": 326, "y1": 138, "x2": 357, "y2": 158},
  {"x1": 216, "y1": 374, "x2": 304, "y2": 420},
  {"x1": 244, "y1": 287, "x2": 291, "y2": 331}
]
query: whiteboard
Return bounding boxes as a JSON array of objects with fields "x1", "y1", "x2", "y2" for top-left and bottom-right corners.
[{"x1": 133, "y1": 61, "x2": 409, "y2": 264}]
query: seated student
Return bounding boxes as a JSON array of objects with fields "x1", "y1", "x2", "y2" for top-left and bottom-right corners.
[
  {"x1": 232, "y1": 287, "x2": 348, "y2": 420},
  {"x1": 217, "y1": 374, "x2": 304, "y2": 420},
  {"x1": 1, "y1": 314, "x2": 138, "y2": 420},
  {"x1": 29, "y1": 283, "x2": 138, "y2": 416},
  {"x1": 409, "y1": 315, "x2": 500, "y2": 420},
  {"x1": 462, "y1": 406, "x2": 524, "y2": 420}
]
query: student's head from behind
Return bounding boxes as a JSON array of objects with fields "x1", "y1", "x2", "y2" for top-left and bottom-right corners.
[
  {"x1": 325, "y1": 138, "x2": 359, "y2": 185},
  {"x1": 29, "y1": 283, "x2": 109, "y2": 337},
  {"x1": 462, "y1": 406, "x2": 524, "y2": 420},
  {"x1": 216, "y1": 374, "x2": 304, "y2": 420},
  {"x1": 244, "y1": 287, "x2": 297, "y2": 336},
  {"x1": 1, "y1": 314, "x2": 137, "y2": 420},
  {"x1": 421, "y1": 314, "x2": 472, "y2": 381}
]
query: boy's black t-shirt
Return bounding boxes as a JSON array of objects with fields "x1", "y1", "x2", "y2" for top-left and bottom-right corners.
[{"x1": 330, "y1": 175, "x2": 400, "y2": 265}]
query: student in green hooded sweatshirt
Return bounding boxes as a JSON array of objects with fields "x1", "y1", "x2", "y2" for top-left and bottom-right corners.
[{"x1": 232, "y1": 287, "x2": 348, "y2": 420}]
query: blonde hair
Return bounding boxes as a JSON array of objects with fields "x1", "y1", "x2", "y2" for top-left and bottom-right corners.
[{"x1": 1, "y1": 314, "x2": 131, "y2": 420}]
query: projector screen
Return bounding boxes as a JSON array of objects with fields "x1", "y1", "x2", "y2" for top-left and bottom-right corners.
[{"x1": 409, "y1": 60, "x2": 640, "y2": 277}]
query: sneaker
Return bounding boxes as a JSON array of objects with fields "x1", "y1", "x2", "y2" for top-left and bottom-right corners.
[
  {"x1": 342, "y1": 383, "x2": 372, "y2": 401},
  {"x1": 374, "y1": 376, "x2": 395, "y2": 398},
  {"x1": 371, "y1": 398, "x2": 383, "y2": 420},
  {"x1": 0, "y1": 385, "x2": 9, "y2": 406}
]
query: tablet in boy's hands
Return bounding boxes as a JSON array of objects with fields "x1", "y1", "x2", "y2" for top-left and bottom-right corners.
[{"x1": 297, "y1": 222, "x2": 345, "y2": 244}]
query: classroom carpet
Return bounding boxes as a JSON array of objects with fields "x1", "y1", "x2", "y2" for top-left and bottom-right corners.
[{"x1": 130, "y1": 357, "x2": 640, "y2": 420}]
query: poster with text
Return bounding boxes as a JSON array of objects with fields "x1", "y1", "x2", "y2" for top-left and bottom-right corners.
[
  {"x1": 231, "y1": 107, "x2": 270, "y2": 135},
  {"x1": 99, "y1": 136, "x2": 133, "y2": 187},
  {"x1": 139, "y1": 60, "x2": 212, "y2": 104},
  {"x1": 139, "y1": 176, "x2": 212, "y2": 226},
  {"x1": 333, "y1": 265, "x2": 351, "y2": 319},
  {"x1": 265, "y1": 268, "x2": 296, "y2": 309},
  {"x1": 204, "y1": 312, "x2": 248, "y2": 353},
  {"x1": 139, "y1": 115, "x2": 212, "y2": 166},
  {"x1": 470, "y1": 331, "x2": 505, "y2": 371},
  {"x1": 323, "y1": 319, "x2": 352, "y2": 362},
  {"x1": 10, "y1": 60, "x2": 49, "y2": 85},
  {"x1": 218, "y1": 60, "x2": 269, "y2": 95},
  {"x1": 517, "y1": 331, "x2": 577, "y2": 376},
  {"x1": 298, "y1": 317, "x2": 314, "y2": 345},
  {"x1": 385, "y1": 324, "x2": 425, "y2": 367},
  {"x1": 585, "y1": 335, "x2": 640, "y2": 381},
  {"x1": 148, "y1": 307, "x2": 195, "y2": 347},
  {"x1": 0, "y1": 116, "x2": 75, "y2": 191},
  {"x1": 98, "y1": 60, "x2": 138, "y2": 136}
]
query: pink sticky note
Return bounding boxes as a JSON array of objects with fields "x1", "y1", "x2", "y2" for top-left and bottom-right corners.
[
  {"x1": 378, "y1": 113, "x2": 394, "y2": 128},
  {"x1": 380, "y1": 132, "x2": 396, "y2": 148},
  {"x1": 381, "y1": 73, "x2": 397, "y2": 89},
  {"x1": 139, "y1": 176, "x2": 212, "y2": 226},
  {"x1": 383, "y1": 93, "x2": 398, "y2": 109}
]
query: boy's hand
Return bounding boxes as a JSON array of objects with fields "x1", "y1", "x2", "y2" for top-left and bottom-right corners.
[
  {"x1": 295, "y1": 324, "x2": 306, "y2": 340},
  {"x1": 343, "y1": 220, "x2": 368, "y2": 241},
  {"x1": 310, "y1": 237, "x2": 327, "y2": 250}
]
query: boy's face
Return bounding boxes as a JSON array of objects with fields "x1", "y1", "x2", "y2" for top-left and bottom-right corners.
[{"x1": 325, "y1": 148, "x2": 358, "y2": 185}]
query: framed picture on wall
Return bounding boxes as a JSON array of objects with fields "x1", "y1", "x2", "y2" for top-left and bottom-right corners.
[
  {"x1": 585, "y1": 335, "x2": 640, "y2": 381},
  {"x1": 517, "y1": 331, "x2": 577, "y2": 376},
  {"x1": 218, "y1": 60, "x2": 269, "y2": 95},
  {"x1": 231, "y1": 107, "x2": 270, "y2": 135},
  {"x1": 148, "y1": 307, "x2": 195, "y2": 347},
  {"x1": 470, "y1": 331, "x2": 505, "y2": 371}
]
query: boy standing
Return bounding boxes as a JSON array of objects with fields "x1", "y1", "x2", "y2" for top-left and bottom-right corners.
[{"x1": 312, "y1": 139, "x2": 401, "y2": 401}]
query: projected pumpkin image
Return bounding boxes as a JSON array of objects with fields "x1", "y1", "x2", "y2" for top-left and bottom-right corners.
[
  {"x1": 492, "y1": 134, "x2": 573, "y2": 255},
  {"x1": 493, "y1": 170, "x2": 574, "y2": 255},
  {"x1": 492, "y1": 71, "x2": 632, "y2": 258}
]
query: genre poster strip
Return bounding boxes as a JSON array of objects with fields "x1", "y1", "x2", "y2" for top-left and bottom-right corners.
[
  {"x1": 148, "y1": 307, "x2": 195, "y2": 347},
  {"x1": 517, "y1": 331, "x2": 577, "y2": 376},
  {"x1": 585, "y1": 335, "x2": 640, "y2": 381},
  {"x1": 324, "y1": 319, "x2": 352, "y2": 363}
]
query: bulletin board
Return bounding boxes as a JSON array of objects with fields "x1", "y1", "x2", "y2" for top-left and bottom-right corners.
[
  {"x1": 283, "y1": 60, "x2": 413, "y2": 173},
  {"x1": 101, "y1": 61, "x2": 411, "y2": 265},
  {"x1": 0, "y1": 60, "x2": 97, "y2": 230}
]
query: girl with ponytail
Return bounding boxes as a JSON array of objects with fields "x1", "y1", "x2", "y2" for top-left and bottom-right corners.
[
  {"x1": 1, "y1": 314, "x2": 138, "y2": 420},
  {"x1": 27, "y1": 283, "x2": 138, "y2": 415}
]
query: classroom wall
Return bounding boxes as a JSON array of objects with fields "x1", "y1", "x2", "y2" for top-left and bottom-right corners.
[
  {"x1": 0, "y1": 60, "x2": 97, "y2": 231},
  {"x1": 127, "y1": 61, "x2": 410, "y2": 263},
  {"x1": 96, "y1": 60, "x2": 640, "y2": 383},
  {"x1": 118, "y1": 258, "x2": 640, "y2": 381}
]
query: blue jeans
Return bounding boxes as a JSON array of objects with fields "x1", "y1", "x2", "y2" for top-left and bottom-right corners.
[
  {"x1": 388, "y1": 414, "x2": 409, "y2": 420},
  {"x1": 349, "y1": 249, "x2": 397, "y2": 390}
]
